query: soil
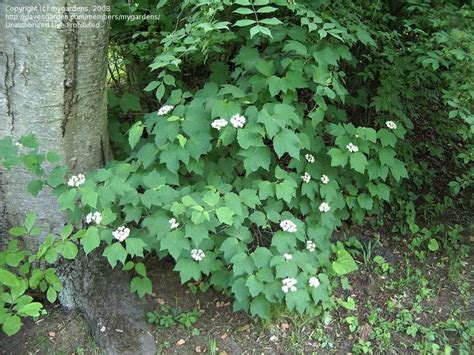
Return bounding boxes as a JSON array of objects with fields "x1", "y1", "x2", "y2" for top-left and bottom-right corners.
[{"x1": 0, "y1": 233, "x2": 471, "y2": 355}]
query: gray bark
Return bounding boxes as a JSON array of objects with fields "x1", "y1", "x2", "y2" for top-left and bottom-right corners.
[{"x1": 0, "y1": 1, "x2": 156, "y2": 353}]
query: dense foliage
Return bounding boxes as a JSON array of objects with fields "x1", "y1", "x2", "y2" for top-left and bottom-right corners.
[{"x1": 1, "y1": 0, "x2": 472, "y2": 334}]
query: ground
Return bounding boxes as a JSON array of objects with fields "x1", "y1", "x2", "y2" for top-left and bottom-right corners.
[{"x1": 0, "y1": 227, "x2": 472, "y2": 354}]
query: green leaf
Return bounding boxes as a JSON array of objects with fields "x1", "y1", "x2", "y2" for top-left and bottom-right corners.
[
  {"x1": 357, "y1": 193, "x2": 373, "y2": 210},
  {"x1": 328, "y1": 148, "x2": 348, "y2": 167},
  {"x1": 27, "y1": 180, "x2": 44, "y2": 197},
  {"x1": 234, "y1": 19, "x2": 256, "y2": 27},
  {"x1": 428, "y1": 239, "x2": 439, "y2": 252},
  {"x1": 251, "y1": 25, "x2": 273, "y2": 38},
  {"x1": 18, "y1": 302, "x2": 43, "y2": 317},
  {"x1": 0, "y1": 268, "x2": 19, "y2": 287},
  {"x1": 81, "y1": 227, "x2": 100, "y2": 255},
  {"x1": 259, "y1": 17, "x2": 282, "y2": 25},
  {"x1": 80, "y1": 186, "x2": 98, "y2": 208},
  {"x1": 62, "y1": 241, "x2": 78, "y2": 259},
  {"x1": 60, "y1": 224, "x2": 74, "y2": 239},
  {"x1": 241, "y1": 146, "x2": 271, "y2": 174},
  {"x1": 130, "y1": 276, "x2": 153, "y2": 298},
  {"x1": 160, "y1": 233, "x2": 190, "y2": 260},
  {"x1": 286, "y1": 289, "x2": 310, "y2": 314},
  {"x1": 133, "y1": 262, "x2": 146, "y2": 277},
  {"x1": 275, "y1": 179, "x2": 297, "y2": 204},
  {"x1": 24, "y1": 213, "x2": 36, "y2": 232},
  {"x1": 250, "y1": 295, "x2": 270, "y2": 319},
  {"x1": 274, "y1": 129, "x2": 301, "y2": 158},
  {"x1": 350, "y1": 152, "x2": 368, "y2": 173},
  {"x1": 18, "y1": 134, "x2": 38, "y2": 149},
  {"x1": 174, "y1": 259, "x2": 202, "y2": 283},
  {"x1": 233, "y1": 7, "x2": 253, "y2": 15},
  {"x1": 356, "y1": 28, "x2": 376, "y2": 47},
  {"x1": 119, "y1": 92, "x2": 141, "y2": 112},
  {"x1": 144, "y1": 81, "x2": 159, "y2": 92},
  {"x1": 2, "y1": 315, "x2": 22, "y2": 336},
  {"x1": 128, "y1": 122, "x2": 144, "y2": 149},
  {"x1": 245, "y1": 275, "x2": 264, "y2": 297},
  {"x1": 240, "y1": 189, "x2": 261, "y2": 208},
  {"x1": 47, "y1": 166, "x2": 68, "y2": 188},
  {"x1": 103, "y1": 242, "x2": 128, "y2": 268},
  {"x1": 47, "y1": 287, "x2": 57, "y2": 303},
  {"x1": 332, "y1": 249, "x2": 358, "y2": 275},
  {"x1": 126, "y1": 238, "x2": 146, "y2": 258},
  {"x1": 8, "y1": 226, "x2": 27, "y2": 237},
  {"x1": 216, "y1": 207, "x2": 235, "y2": 225},
  {"x1": 257, "y1": 6, "x2": 277, "y2": 13}
]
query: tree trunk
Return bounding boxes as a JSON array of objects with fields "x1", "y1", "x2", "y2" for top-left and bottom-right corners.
[{"x1": 0, "y1": 2, "x2": 155, "y2": 353}]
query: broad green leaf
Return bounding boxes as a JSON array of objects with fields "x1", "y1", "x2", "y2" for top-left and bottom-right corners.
[
  {"x1": 128, "y1": 122, "x2": 144, "y2": 149},
  {"x1": 17, "y1": 302, "x2": 43, "y2": 317},
  {"x1": 126, "y1": 238, "x2": 146, "y2": 258},
  {"x1": 216, "y1": 207, "x2": 235, "y2": 225},
  {"x1": 27, "y1": 180, "x2": 44, "y2": 197},
  {"x1": 47, "y1": 287, "x2": 57, "y2": 303},
  {"x1": 245, "y1": 275, "x2": 264, "y2": 297},
  {"x1": 332, "y1": 249, "x2": 358, "y2": 275},
  {"x1": 328, "y1": 148, "x2": 348, "y2": 167},
  {"x1": 2, "y1": 315, "x2": 22, "y2": 336},
  {"x1": 250, "y1": 295, "x2": 270, "y2": 319},
  {"x1": 357, "y1": 193, "x2": 373, "y2": 210},
  {"x1": 240, "y1": 189, "x2": 260, "y2": 208},
  {"x1": 274, "y1": 129, "x2": 301, "y2": 158},
  {"x1": 350, "y1": 152, "x2": 368, "y2": 173},
  {"x1": 275, "y1": 179, "x2": 297, "y2": 204},
  {"x1": 81, "y1": 227, "x2": 100, "y2": 255},
  {"x1": 130, "y1": 276, "x2": 153, "y2": 297},
  {"x1": 103, "y1": 242, "x2": 128, "y2": 268},
  {"x1": 62, "y1": 241, "x2": 78, "y2": 259}
]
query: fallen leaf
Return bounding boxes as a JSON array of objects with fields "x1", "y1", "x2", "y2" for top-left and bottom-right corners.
[
  {"x1": 359, "y1": 323, "x2": 372, "y2": 341},
  {"x1": 220, "y1": 333, "x2": 228, "y2": 340},
  {"x1": 195, "y1": 345, "x2": 203, "y2": 353},
  {"x1": 176, "y1": 339, "x2": 186, "y2": 346},
  {"x1": 269, "y1": 335, "x2": 278, "y2": 342},
  {"x1": 280, "y1": 323, "x2": 290, "y2": 331},
  {"x1": 48, "y1": 331, "x2": 56, "y2": 337},
  {"x1": 157, "y1": 298, "x2": 166, "y2": 305},
  {"x1": 237, "y1": 324, "x2": 250, "y2": 332}
]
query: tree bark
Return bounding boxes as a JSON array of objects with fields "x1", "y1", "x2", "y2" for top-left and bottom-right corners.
[{"x1": 0, "y1": 1, "x2": 155, "y2": 353}]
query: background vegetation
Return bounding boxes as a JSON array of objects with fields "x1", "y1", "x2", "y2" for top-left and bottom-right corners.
[{"x1": 1, "y1": 0, "x2": 472, "y2": 353}]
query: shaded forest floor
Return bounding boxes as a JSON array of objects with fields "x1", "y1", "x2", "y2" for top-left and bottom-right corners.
[{"x1": 1, "y1": 226, "x2": 472, "y2": 354}]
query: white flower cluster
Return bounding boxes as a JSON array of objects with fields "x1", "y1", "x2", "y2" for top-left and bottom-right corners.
[
  {"x1": 15, "y1": 142, "x2": 24, "y2": 148},
  {"x1": 168, "y1": 218, "x2": 179, "y2": 229},
  {"x1": 301, "y1": 172, "x2": 311, "y2": 183},
  {"x1": 280, "y1": 220, "x2": 297, "y2": 233},
  {"x1": 211, "y1": 114, "x2": 247, "y2": 131},
  {"x1": 211, "y1": 118, "x2": 228, "y2": 130},
  {"x1": 230, "y1": 114, "x2": 246, "y2": 128},
  {"x1": 309, "y1": 276, "x2": 320, "y2": 288},
  {"x1": 86, "y1": 211, "x2": 102, "y2": 225},
  {"x1": 346, "y1": 143, "x2": 359, "y2": 153},
  {"x1": 305, "y1": 153, "x2": 315, "y2": 163},
  {"x1": 283, "y1": 253, "x2": 293, "y2": 261},
  {"x1": 320, "y1": 175, "x2": 329, "y2": 184},
  {"x1": 319, "y1": 202, "x2": 331, "y2": 213},
  {"x1": 113, "y1": 226, "x2": 130, "y2": 242},
  {"x1": 67, "y1": 174, "x2": 85, "y2": 187},
  {"x1": 386, "y1": 121, "x2": 397, "y2": 130},
  {"x1": 281, "y1": 278, "x2": 297, "y2": 293},
  {"x1": 191, "y1": 249, "x2": 205, "y2": 261},
  {"x1": 306, "y1": 240, "x2": 316, "y2": 252},
  {"x1": 157, "y1": 105, "x2": 174, "y2": 116}
]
